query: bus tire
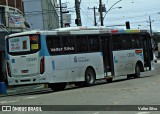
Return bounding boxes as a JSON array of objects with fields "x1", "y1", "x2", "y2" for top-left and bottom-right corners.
[
  {"x1": 134, "y1": 64, "x2": 141, "y2": 78},
  {"x1": 85, "y1": 68, "x2": 96, "y2": 86},
  {"x1": 49, "y1": 83, "x2": 66, "y2": 91}
]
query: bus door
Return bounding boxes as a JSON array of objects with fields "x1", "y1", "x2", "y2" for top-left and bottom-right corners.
[
  {"x1": 100, "y1": 35, "x2": 114, "y2": 76},
  {"x1": 141, "y1": 33, "x2": 153, "y2": 70}
]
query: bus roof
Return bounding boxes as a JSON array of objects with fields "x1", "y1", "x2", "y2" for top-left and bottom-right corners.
[
  {"x1": 111, "y1": 29, "x2": 149, "y2": 34},
  {"x1": 6, "y1": 26, "x2": 150, "y2": 38}
]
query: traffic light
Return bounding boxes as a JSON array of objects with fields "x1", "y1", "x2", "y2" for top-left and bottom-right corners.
[{"x1": 126, "y1": 21, "x2": 130, "y2": 29}]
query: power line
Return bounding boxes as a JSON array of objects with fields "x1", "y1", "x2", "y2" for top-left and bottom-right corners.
[
  {"x1": 104, "y1": 11, "x2": 160, "y2": 22},
  {"x1": 80, "y1": 8, "x2": 94, "y2": 25}
]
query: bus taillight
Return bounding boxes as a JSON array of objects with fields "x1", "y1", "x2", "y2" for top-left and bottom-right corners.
[
  {"x1": 40, "y1": 57, "x2": 45, "y2": 74},
  {"x1": 7, "y1": 62, "x2": 11, "y2": 77}
]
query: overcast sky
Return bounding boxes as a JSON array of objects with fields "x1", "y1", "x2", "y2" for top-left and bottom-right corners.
[{"x1": 61, "y1": 0, "x2": 160, "y2": 31}]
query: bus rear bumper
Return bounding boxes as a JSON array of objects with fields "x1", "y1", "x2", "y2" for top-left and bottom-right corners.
[{"x1": 7, "y1": 75, "x2": 49, "y2": 86}]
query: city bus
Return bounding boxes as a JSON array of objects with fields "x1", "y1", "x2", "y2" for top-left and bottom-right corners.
[{"x1": 5, "y1": 27, "x2": 154, "y2": 91}]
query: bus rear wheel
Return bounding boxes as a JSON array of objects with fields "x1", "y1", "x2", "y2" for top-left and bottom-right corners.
[
  {"x1": 49, "y1": 83, "x2": 66, "y2": 91},
  {"x1": 134, "y1": 64, "x2": 141, "y2": 78},
  {"x1": 85, "y1": 68, "x2": 96, "y2": 86}
]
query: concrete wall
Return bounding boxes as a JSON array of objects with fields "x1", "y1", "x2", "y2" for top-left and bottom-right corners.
[
  {"x1": 24, "y1": 0, "x2": 43, "y2": 30},
  {"x1": 24, "y1": 0, "x2": 59, "y2": 30},
  {"x1": 42, "y1": 0, "x2": 59, "y2": 30}
]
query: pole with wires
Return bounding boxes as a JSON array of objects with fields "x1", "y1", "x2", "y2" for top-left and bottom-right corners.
[
  {"x1": 59, "y1": 0, "x2": 63, "y2": 28},
  {"x1": 88, "y1": 7, "x2": 98, "y2": 26},
  {"x1": 75, "y1": 0, "x2": 82, "y2": 26},
  {"x1": 149, "y1": 16, "x2": 153, "y2": 35},
  {"x1": 99, "y1": 0, "x2": 103, "y2": 26}
]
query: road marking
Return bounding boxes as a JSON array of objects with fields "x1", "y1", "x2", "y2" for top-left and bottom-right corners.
[
  {"x1": 136, "y1": 112, "x2": 150, "y2": 114},
  {"x1": 93, "y1": 112, "x2": 100, "y2": 114},
  {"x1": 24, "y1": 96, "x2": 37, "y2": 99},
  {"x1": 0, "y1": 96, "x2": 37, "y2": 104},
  {"x1": 0, "y1": 100, "x2": 20, "y2": 104}
]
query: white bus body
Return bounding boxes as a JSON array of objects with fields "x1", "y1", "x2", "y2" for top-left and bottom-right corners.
[{"x1": 5, "y1": 27, "x2": 154, "y2": 90}]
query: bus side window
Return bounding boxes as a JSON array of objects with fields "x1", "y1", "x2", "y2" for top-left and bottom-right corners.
[
  {"x1": 122, "y1": 34, "x2": 132, "y2": 49},
  {"x1": 131, "y1": 34, "x2": 141, "y2": 49},
  {"x1": 88, "y1": 35, "x2": 100, "y2": 52},
  {"x1": 46, "y1": 36, "x2": 62, "y2": 55},
  {"x1": 112, "y1": 34, "x2": 122, "y2": 50},
  {"x1": 62, "y1": 36, "x2": 75, "y2": 54},
  {"x1": 75, "y1": 35, "x2": 88, "y2": 53}
]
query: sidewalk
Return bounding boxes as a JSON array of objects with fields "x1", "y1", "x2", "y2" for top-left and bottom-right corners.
[{"x1": 0, "y1": 84, "x2": 52, "y2": 97}]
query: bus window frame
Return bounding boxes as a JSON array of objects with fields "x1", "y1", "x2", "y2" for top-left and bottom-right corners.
[{"x1": 7, "y1": 34, "x2": 41, "y2": 56}]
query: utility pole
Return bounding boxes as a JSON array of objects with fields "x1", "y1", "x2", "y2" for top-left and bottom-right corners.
[
  {"x1": 149, "y1": 16, "x2": 152, "y2": 35},
  {"x1": 93, "y1": 7, "x2": 97, "y2": 26},
  {"x1": 75, "y1": 0, "x2": 82, "y2": 26},
  {"x1": 59, "y1": 0, "x2": 63, "y2": 28},
  {"x1": 99, "y1": 0, "x2": 103, "y2": 26},
  {"x1": 88, "y1": 7, "x2": 98, "y2": 26}
]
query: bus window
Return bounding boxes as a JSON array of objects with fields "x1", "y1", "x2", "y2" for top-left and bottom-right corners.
[
  {"x1": 112, "y1": 34, "x2": 122, "y2": 50},
  {"x1": 75, "y1": 35, "x2": 88, "y2": 53},
  {"x1": 131, "y1": 34, "x2": 141, "y2": 49},
  {"x1": 46, "y1": 36, "x2": 63, "y2": 55},
  {"x1": 7, "y1": 34, "x2": 40, "y2": 55},
  {"x1": 88, "y1": 35, "x2": 100, "y2": 52},
  {"x1": 62, "y1": 36, "x2": 75, "y2": 54},
  {"x1": 122, "y1": 34, "x2": 132, "y2": 49}
]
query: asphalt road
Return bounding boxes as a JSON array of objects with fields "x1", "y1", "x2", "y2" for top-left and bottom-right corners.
[{"x1": 0, "y1": 62, "x2": 160, "y2": 114}]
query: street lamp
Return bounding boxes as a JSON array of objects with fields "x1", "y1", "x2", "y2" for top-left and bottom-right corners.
[
  {"x1": 103, "y1": 6, "x2": 122, "y2": 20},
  {"x1": 96, "y1": 6, "x2": 122, "y2": 26},
  {"x1": 98, "y1": 0, "x2": 122, "y2": 26},
  {"x1": 88, "y1": 7, "x2": 99, "y2": 26}
]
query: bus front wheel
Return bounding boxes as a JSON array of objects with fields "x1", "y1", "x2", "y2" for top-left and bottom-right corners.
[
  {"x1": 85, "y1": 68, "x2": 96, "y2": 86},
  {"x1": 134, "y1": 64, "x2": 141, "y2": 78},
  {"x1": 49, "y1": 83, "x2": 66, "y2": 91}
]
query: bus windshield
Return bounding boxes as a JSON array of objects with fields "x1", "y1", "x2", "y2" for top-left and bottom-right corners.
[{"x1": 7, "y1": 34, "x2": 40, "y2": 55}]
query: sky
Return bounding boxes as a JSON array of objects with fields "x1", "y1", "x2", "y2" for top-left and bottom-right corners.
[{"x1": 61, "y1": 0, "x2": 160, "y2": 31}]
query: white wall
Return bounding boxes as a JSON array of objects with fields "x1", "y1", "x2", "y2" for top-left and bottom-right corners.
[
  {"x1": 24, "y1": 0, "x2": 43, "y2": 30},
  {"x1": 24, "y1": 0, "x2": 59, "y2": 30}
]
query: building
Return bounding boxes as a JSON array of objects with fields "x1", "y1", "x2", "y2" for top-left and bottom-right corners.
[
  {"x1": 0, "y1": 5, "x2": 26, "y2": 32},
  {"x1": 0, "y1": 0, "x2": 25, "y2": 82},
  {"x1": 0, "y1": 0, "x2": 24, "y2": 13},
  {"x1": 24, "y1": 0, "x2": 59, "y2": 30},
  {"x1": 0, "y1": 0, "x2": 26, "y2": 32}
]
